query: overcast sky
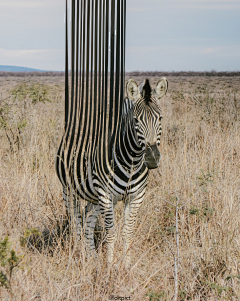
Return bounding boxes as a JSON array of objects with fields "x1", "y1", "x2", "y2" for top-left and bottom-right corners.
[{"x1": 0, "y1": 0, "x2": 239, "y2": 71}]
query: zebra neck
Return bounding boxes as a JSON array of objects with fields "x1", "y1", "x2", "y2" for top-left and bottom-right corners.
[{"x1": 114, "y1": 117, "x2": 144, "y2": 172}]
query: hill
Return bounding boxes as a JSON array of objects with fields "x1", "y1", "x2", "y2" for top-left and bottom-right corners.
[{"x1": 0, "y1": 65, "x2": 47, "y2": 72}]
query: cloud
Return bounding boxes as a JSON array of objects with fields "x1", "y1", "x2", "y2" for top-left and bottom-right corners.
[
  {"x1": 0, "y1": 48, "x2": 64, "y2": 71},
  {"x1": 127, "y1": 44, "x2": 240, "y2": 56},
  {"x1": 200, "y1": 46, "x2": 240, "y2": 57},
  {"x1": 2, "y1": 0, "x2": 239, "y2": 10},
  {"x1": 126, "y1": 44, "x2": 240, "y2": 71},
  {"x1": 127, "y1": 0, "x2": 240, "y2": 11},
  {"x1": 0, "y1": 0, "x2": 60, "y2": 8},
  {"x1": 0, "y1": 49, "x2": 49, "y2": 58},
  {"x1": 0, "y1": 2, "x2": 40, "y2": 8},
  {"x1": 201, "y1": 47, "x2": 219, "y2": 54}
]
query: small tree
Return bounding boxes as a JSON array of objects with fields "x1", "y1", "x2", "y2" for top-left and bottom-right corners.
[{"x1": 0, "y1": 237, "x2": 20, "y2": 295}]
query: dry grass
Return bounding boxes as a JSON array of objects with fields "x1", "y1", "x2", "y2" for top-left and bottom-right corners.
[{"x1": 0, "y1": 75, "x2": 240, "y2": 300}]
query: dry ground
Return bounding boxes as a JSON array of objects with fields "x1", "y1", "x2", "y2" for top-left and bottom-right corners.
[{"x1": 0, "y1": 75, "x2": 240, "y2": 300}]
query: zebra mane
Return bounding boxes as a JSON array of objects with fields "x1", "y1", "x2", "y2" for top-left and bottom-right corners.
[{"x1": 140, "y1": 79, "x2": 152, "y2": 103}]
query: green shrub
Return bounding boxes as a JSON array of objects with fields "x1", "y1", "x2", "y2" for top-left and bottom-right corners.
[{"x1": 0, "y1": 237, "x2": 20, "y2": 293}]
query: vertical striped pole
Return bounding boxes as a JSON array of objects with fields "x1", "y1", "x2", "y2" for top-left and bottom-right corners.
[{"x1": 56, "y1": 0, "x2": 126, "y2": 195}]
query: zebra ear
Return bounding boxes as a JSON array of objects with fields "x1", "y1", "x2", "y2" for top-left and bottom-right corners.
[
  {"x1": 153, "y1": 77, "x2": 168, "y2": 102},
  {"x1": 126, "y1": 79, "x2": 139, "y2": 102}
]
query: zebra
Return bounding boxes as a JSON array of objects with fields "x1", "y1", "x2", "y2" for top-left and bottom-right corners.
[{"x1": 56, "y1": 77, "x2": 168, "y2": 268}]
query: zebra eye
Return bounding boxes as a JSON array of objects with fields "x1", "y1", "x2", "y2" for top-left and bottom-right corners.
[{"x1": 133, "y1": 117, "x2": 138, "y2": 124}]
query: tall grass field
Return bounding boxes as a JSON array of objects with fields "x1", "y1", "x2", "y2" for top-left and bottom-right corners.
[{"x1": 0, "y1": 74, "x2": 240, "y2": 300}]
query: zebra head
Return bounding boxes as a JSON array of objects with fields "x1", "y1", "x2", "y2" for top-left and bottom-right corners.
[{"x1": 126, "y1": 78, "x2": 168, "y2": 169}]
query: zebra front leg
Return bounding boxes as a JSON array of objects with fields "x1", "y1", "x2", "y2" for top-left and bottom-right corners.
[
  {"x1": 99, "y1": 196, "x2": 115, "y2": 266},
  {"x1": 123, "y1": 192, "x2": 145, "y2": 269},
  {"x1": 84, "y1": 202, "x2": 100, "y2": 257},
  {"x1": 63, "y1": 187, "x2": 82, "y2": 237}
]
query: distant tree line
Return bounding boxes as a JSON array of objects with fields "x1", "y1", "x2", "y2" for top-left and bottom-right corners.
[
  {"x1": 0, "y1": 71, "x2": 239, "y2": 77},
  {"x1": 128, "y1": 71, "x2": 240, "y2": 77}
]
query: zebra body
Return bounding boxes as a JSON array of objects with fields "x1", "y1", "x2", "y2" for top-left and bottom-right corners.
[{"x1": 56, "y1": 77, "x2": 168, "y2": 267}]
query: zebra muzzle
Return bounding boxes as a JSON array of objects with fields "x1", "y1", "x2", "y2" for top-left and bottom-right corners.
[{"x1": 144, "y1": 144, "x2": 161, "y2": 169}]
